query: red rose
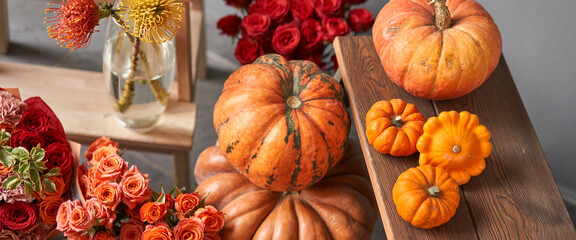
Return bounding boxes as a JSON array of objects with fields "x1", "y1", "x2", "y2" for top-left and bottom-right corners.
[
  {"x1": 0, "y1": 201, "x2": 38, "y2": 231},
  {"x1": 23, "y1": 97, "x2": 66, "y2": 136},
  {"x1": 322, "y1": 17, "x2": 350, "y2": 42},
  {"x1": 217, "y1": 15, "x2": 242, "y2": 37},
  {"x1": 44, "y1": 142, "x2": 73, "y2": 175},
  {"x1": 234, "y1": 38, "x2": 263, "y2": 65},
  {"x1": 300, "y1": 19, "x2": 324, "y2": 54},
  {"x1": 248, "y1": 0, "x2": 266, "y2": 14},
  {"x1": 225, "y1": 0, "x2": 252, "y2": 9},
  {"x1": 41, "y1": 129, "x2": 67, "y2": 146},
  {"x1": 9, "y1": 130, "x2": 44, "y2": 149},
  {"x1": 264, "y1": 0, "x2": 290, "y2": 23},
  {"x1": 291, "y1": 0, "x2": 315, "y2": 22},
  {"x1": 272, "y1": 23, "x2": 301, "y2": 55},
  {"x1": 346, "y1": 0, "x2": 367, "y2": 5},
  {"x1": 347, "y1": 8, "x2": 374, "y2": 33},
  {"x1": 315, "y1": 0, "x2": 344, "y2": 19},
  {"x1": 164, "y1": 193, "x2": 174, "y2": 210},
  {"x1": 20, "y1": 109, "x2": 51, "y2": 134},
  {"x1": 241, "y1": 13, "x2": 271, "y2": 39}
]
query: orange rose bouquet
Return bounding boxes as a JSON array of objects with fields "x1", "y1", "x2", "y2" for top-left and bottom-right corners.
[
  {"x1": 0, "y1": 88, "x2": 77, "y2": 239},
  {"x1": 57, "y1": 136, "x2": 225, "y2": 239}
]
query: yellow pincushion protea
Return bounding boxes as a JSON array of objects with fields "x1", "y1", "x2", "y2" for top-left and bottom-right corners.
[
  {"x1": 417, "y1": 111, "x2": 492, "y2": 185},
  {"x1": 118, "y1": 0, "x2": 184, "y2": 43}
]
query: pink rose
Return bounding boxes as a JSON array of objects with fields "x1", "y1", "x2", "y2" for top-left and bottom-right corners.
[
  {"x1": 347, "y1": 8, "x2": 374, "y2": 33},
  {"x1": 68, "y1": 201, "x2": 94, "y2": 232},
  {"x1": 272, "y1": 23, "x2": 301, "y2": 55},
  {"x1": 322, "y1": 17, "x2": 350, "y2": 42},
  {"x1": 85, "y1": 198, "x2": 117, "y2": 229},
  {"x1": 0, "y1": 90, "x2": 27, "y2": 128}
]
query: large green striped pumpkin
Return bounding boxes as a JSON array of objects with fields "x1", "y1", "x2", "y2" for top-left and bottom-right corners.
[{"x1": 213, "y1": 54, "x2": 351, "y2": 191}]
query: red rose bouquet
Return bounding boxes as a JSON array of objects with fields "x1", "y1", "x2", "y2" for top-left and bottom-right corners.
[
  {"x1": 0, "y1": 88, "x2": 77, "y2": 240},
  {"x1": 218, "y1": 0, "x2": 375, "y2": 70},
  {"x1": 58, "y1": 137, "x2": 224, "y2": 239}
]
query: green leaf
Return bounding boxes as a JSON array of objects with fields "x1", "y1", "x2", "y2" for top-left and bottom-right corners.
[
  {"x1": 23, "y1": 180, "x2": 34, "y2": 194},
  {"x1": 43, "y1": 178, "x2": 56, "y2": 193},
  {"x1": 151, "y1": 191, "x2": 160, "y2": 202},
  {"x1": 31, "y1": 146, "x2": 45, "y2": 162},
  {"x1": 44, "y1": 167, "x2": 61, "y2": 177},
  {"x1": 0, "y1": 148, "x2": 13, "y2": 168},
  {"x1": 0, "y1": 129, "x2": 10, "y2": 144},
  {"x1": 2, "y1": 175, "x2": 21, "y2": 190},
  {"x1": 29, "y1": 170, "x2": 42, "y2": 192},
  {"x1": 29, "y1": 161, "x2": 45, "y2": 172},
  {"x1": 11, "y1": 147, "x2": 29, "y2": 162},
  {"x1": 18, "y1": 163, "x2": 30, "y2": 178},
  {"x1": 156, "y1": 192, "x2": 166, "y2": 203}
]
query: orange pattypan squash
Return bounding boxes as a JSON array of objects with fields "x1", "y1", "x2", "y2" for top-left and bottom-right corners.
[
  {"x1": 365, "y1": 99, "x2": 425, "y2": 156},
  {"x1": 372, "y1": 0, "x2": 502, "y2": 100},
  {"x1": 417, "y1": 111, "x2": 491, "y2": 185},
  {"x1": 393, "y1": 165, "x2": 460, "y2": 229}
]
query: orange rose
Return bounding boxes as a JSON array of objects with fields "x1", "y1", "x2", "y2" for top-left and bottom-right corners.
[
  {"x1": 56, "y1": 199, "x2": 81, "y2": 233},
  {"x1": 174, "y1": 217, "x2": 205, "y2": 240},
  {"x1": 0, "y1": 163, "x2": 13, "y2": 176},
  {"x1": 85, "y1": 136, "x2": 119, "y2": 163},
  {"x1": 119, "y1": 218, "x2": 146, "y2": 240},
  {"x1": 120, "y1": 166, "x2": 151, "y2": 210},
  {"x1": 142, "y1": 225, "x2": 174, "y2": 240},
  {"x1": 94, "y1": 154, "x2": 128, "y2": 181},
  {"x1": 91, "y1": 145, "x2": 120, "y2": 166},
  {"x1": 139, "y1": 202, "x2": 167, "y2": 224},
  {"x1": 94, "y1": 230, "x2": 115, "y2": 240},
  {"x1": 175, "y1": 193, "x2": 201, "y2": 215},
  {"x1": 94, "y1": 181, "x2": 122, "y2": 210},
  {"x1": 194, "y1": 205, "x2": 225, "y2": 233},
  {"x1": 68, "y1": 200, "x2": 94, "y2": 232},
  {"x1": 85, "y1": 198, "x2": 117, "y2": 229},
  {"x1": 37, "y1": 197, "x2": 66, "y2": 225},
  {"x1": 41, "y1": 175, "x2": 67, "y2": 201},
  {"x1": 205, "y1": 233, "x2": 222, "y2": 240},
  {"x1": 64, "y1": 231, "x2": 92, "y2": 240},
  {"x1": 126, "y1": 202, "x2": 145, "y2": 221}
]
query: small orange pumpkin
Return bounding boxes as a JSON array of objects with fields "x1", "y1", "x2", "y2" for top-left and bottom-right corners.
[
  {"x1": 365, "y1": 99, "x2": 425, "y2": 156},
  {"x1": 393, "y1": 165, "x2": 460, "y2": 229},
  {"x1": 417, "y1": 111, "x2": 492, "y2": 185}
]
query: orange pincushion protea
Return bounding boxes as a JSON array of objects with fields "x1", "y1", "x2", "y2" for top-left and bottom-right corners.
[
  {"x1": 417, "y1": 111, "x2": 492, "y2": 185},
  {"x1": 45, "y1": 0, "x2": 101, "y2": 50}
]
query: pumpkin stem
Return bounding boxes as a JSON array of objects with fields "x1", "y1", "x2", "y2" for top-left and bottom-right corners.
[
  {"x1": 452, "y1": 145, "x2": 461, "y2": 153},
  {"x1": 428, "y1": 186, "x2": 440, "y2": 197},
  {"x1": 391, "y1": 115, "x2": 403, "y2": 128},
  {"x1": 287, "y1": 96, "x2": 302, "y2": 109},
  {"x1": 430, "y1": 0, "x2": 451, "y2": 31}
]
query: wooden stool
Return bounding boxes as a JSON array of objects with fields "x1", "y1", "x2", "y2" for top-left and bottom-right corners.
[{"x1": 334, "y1": 36, "x2": 576, "y2": 239}]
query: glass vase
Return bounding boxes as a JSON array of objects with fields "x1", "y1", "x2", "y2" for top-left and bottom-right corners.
[{"x1": 102, "y1": 17, "x2": 175, "y2": 131}]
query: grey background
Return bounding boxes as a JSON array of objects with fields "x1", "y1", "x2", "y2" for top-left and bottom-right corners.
[{"x1": 1, "y1": 0, "x2": 574, "y2": 237}]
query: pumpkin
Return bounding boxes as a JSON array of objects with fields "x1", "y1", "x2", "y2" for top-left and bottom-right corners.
[
  {"x1": 194, "y1": 140, "x2": 378, "y2": 240},
  {"x1": 372, "y1": 0, "x2": 502, "y2": 100},
  {"x1": 393, "y1": 165, "x2": 460, "y2": 229},
  {"x1": 213, "y1": 54, "x2": 351, "y2": 192},
  {"x1": 417, "y1": 111, "x2": 491, "y2": 185},
  {"x1": 365, "y1": 99, "x2": 425, "y2": 156}
]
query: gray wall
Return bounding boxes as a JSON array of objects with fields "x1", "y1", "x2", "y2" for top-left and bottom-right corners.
[
  {"x1": 205, "y1": 0, "x2": 576, "y2": 200},
  {"x1": 360, "y1": 0, "x2": 576, "y2": 200}
]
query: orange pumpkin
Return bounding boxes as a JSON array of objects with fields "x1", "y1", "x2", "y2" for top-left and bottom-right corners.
[
  {"x1": 417, "y1": 111, "x2": 492, "y2": 185},
  {"x1": 393, "y1": 165, "x2": 460, "y2": 229},
  {"x1": 372, "y1": 0, "x2": 502, "y2": 100},
  {"x1": 365, "y1": 99, "x2": 425, "y2": 156},
  {"x1": 213, "y1": 54, "x2": 350, "y2": 191},
  {"x1": 194, "y1": 140, "x2": 378, "y2": 240}
]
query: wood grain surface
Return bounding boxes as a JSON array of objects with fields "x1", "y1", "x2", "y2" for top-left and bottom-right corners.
[{"x1": 334, "y1": 36, "x2": 576, "y2": 239}]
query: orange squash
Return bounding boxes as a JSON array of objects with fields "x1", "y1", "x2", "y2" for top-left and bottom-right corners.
[
  {"x1": 194, "y1": 140, "x2": 378, "y2": 239},
  {"x1": 417, "y1": 111, "x2": 492, "y2": 185},
  {"x1": 393, "y1": 165, "x2": 460, "y2": 229},
  {"x1": 372, "y1": 0, "x2": 502, "y2": 100},
  {"x1": 365, "y1": 99, "x2": 425, "y2": 156},
  {"x1": 213, "y1": 54, "x2": 350, "y2": 191}
]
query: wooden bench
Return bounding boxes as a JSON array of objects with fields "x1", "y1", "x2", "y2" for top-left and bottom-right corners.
[{"x1": 334, "y1": 36, "x2": 576, "y2": 239}]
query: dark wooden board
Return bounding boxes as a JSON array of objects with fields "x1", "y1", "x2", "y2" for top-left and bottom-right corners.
[{"x1": 334, "y1": 36, "x2": 576, "y2": 239}]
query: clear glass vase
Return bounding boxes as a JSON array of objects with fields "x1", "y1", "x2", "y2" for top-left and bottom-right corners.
[{"x1": 102, "y1": 17, "x2": 175, "y2": 131}]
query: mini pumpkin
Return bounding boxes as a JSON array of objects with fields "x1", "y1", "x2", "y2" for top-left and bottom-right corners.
[
  {"x1": 393, "y1": 165, "x2": 460, "y2": 229},
  {"x1": 213, "y1": 54, "x2": 350, "y2": 191},
  {"x1": 417, "y1": 111, "x2": 492, "y2": 185},
  {"x1": 365, "y1": 99, "x2": 425, "y2": 156},
  {"x1": 372, "y1": 0, "x2": 502, "y2": 100},
  {"x1": 194, "y1": 140, "x2": 378, "y2": 239}
]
